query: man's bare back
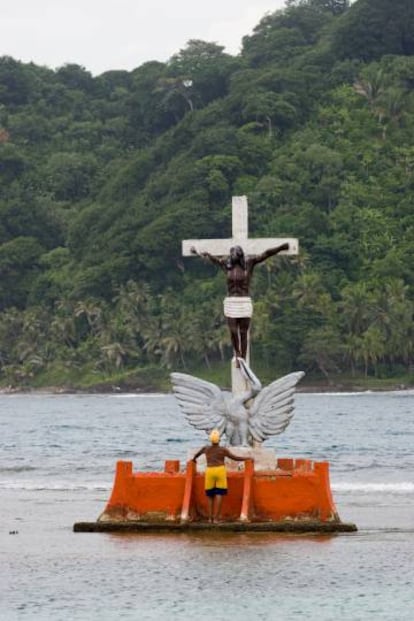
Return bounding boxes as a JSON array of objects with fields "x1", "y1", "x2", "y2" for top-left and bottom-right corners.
[{"x1": 193, "y1": 444, "x2": 247, "y2": 466}]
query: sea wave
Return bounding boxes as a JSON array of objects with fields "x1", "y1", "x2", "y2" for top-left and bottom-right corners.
[
  {"x1": 299, "y1": 389, "x2": 414, "y2": 397},
  {"x1": 0, "y1": 481, "x2": 111, "y2": 491},
  {"x1": 299, "y1": 392, "x2": 371, "y2": 397},
  {"x1": 333, "y1": 481, "x2": 414, "y2": 493},
  {"x1": 3, "y1": 480, "x2": 413, "y2": 494},
  {"x1": 0, "y1": 466, "x2": 37, "y2": 473}
]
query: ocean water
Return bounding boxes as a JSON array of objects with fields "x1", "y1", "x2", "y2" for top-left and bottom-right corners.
[{"x1": 1, "y1": 390, "x2": 413, "y2": 620}]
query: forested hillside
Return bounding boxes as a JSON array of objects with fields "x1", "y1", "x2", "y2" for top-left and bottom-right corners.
[{"x1": 0, "y1": 0, "x2": 413, "y2": 390}]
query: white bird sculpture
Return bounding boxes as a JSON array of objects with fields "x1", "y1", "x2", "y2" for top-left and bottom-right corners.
[{"x1": 171, "y1": 359, "x2": 304, "y2": 446}]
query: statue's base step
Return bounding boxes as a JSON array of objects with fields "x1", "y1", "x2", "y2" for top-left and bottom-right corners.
[
  {"x1": 74, "y1": 520, "x2": 357, "y2": 534},
  {"x1": 188, "y1": 446, "x2": 277, "y2": 471},
  {"x1": 97, "y1": 459, "x2": 348, "y2": 525}
]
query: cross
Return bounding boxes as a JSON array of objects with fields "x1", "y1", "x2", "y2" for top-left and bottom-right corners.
[
  {"x1": 182, "y1": 195, "x2": 299, "y2": 395},
  {"x1": 182, "y1": 196, "x2": 299, "y2": 258}
]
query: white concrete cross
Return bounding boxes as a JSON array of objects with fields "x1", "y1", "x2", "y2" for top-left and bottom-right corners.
[
  {"x1": 182, "y1": 195, "x2": 299, "y2": 258},
  {"x1": 182, "y1": 195, "x2": 299, "y2": 397}
]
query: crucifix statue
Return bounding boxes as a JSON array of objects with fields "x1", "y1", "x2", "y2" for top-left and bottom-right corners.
[{"x1": 182, "y1": 196, "x2": 299, "y2": 395}]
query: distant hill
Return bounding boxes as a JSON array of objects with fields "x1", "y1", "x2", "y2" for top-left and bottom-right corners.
[{"x1": 0, "y1": 0, "x2": 413, "y2": 389}]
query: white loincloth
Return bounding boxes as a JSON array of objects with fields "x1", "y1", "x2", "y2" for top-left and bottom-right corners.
[{"x1": 223, "y1": 296, "x2": 253, "y2": 318}]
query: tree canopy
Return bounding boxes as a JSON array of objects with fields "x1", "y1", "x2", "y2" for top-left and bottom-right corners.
[{"x1": 0, "y1": 0, "x2": 413, "y2": 388}]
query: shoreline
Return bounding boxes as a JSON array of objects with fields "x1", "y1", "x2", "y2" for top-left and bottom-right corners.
[{"x1": 1, "y1": 381, "x2": 413, "y2": 395}]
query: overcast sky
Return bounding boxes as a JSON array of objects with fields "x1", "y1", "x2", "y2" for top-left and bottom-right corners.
[{"x1": 1, "y1": 0, "x2": 287, "y2": 76}]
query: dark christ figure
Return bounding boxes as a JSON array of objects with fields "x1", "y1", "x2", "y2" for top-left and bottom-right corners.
[{"x1": 190, "y1": 242, "x2": 289, "y2": 361}]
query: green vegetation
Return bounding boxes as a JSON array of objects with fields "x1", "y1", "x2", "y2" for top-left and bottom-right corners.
[{"x1": 0, "y1": 0, "x2": 413, "y2": 391}]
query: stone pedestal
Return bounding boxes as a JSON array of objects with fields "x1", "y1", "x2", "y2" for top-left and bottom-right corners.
[
  {"x1": 83, "y1": 457, "x2": 351, "y2": 528},
  {"x1": 225, "y1": 447, "x2": 276, "y2": 471},
  {"x1": 188, "y1": 446, "x2": 276, "y2": 471}
]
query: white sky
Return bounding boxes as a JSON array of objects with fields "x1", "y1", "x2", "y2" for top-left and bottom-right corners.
[{"x1": 1, "y1": 0, "x2": 287, "y2": 76}]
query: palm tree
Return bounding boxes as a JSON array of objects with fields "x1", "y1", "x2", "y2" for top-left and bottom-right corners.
[
  {"x1": 292, "y1": 272, "x2": 327, "y2": 312},
  {"x1": 376, "y1": 279, "x2": 413, "y2": 367},
  {"x1": 142, "y1": 315, "x2": 163, "y2": 364},
  {"x1": 353, "y1": 69, "x2": 406, "y2": 140},
  {"x1": 74, "y1": 299, "x2": 104, "y2": 336},
  {"x1": 343, "y1": 334, "x2": 364, "y2": 377},
  {"x1": 353, "y1": 68, "x2": 386, "y2": 108},
  {"x1": 299, "y1": 326, "x2": 343, "y2": 382},
  {"x1": 100, "y1": 342, "x2": 129, "y2": 371},
  {"x1": 52, "y1": 298, "x2": 78, "y2": 347},
  {"x1": 361, "y1": 326, "x2": 386, "y2": 377},
  {"x1": 340, "y1": 282, "x2": 374, "y2": 337}
]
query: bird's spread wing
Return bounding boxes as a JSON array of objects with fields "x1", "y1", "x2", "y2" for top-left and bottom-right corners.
[
  {"x1": 248, "y1": 372, "x2": 305, "y2": 442},
  {"x1": 170, "y1": 372, "x2": 227, "y2": 434}
]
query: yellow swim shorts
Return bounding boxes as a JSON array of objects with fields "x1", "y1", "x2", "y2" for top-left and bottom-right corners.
[{"x1": 205, "y1": 465, "x2": 228, "y2": 496}]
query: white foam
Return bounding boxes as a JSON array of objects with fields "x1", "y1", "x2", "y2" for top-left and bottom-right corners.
[
  {"x1": 333, "y1": 482, "x2": 414, "y2": 494},
  {"x1": 0, "y1": 481, "x2": 111, "y2": 491},
  {"x1": 299, "y1": 389, "x2": 414, "y2": 397}
]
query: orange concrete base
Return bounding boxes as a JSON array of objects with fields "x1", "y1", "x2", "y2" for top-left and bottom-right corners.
[{"x1": 97, "y1": 457, "x2": 345, "y2": 525}]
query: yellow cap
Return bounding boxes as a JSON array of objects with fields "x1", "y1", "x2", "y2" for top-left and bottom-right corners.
[{"x1": 209, "y1": 429, "x2": 220, "y2": 444}]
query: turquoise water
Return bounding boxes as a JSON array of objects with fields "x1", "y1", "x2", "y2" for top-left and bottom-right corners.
[{"x1": 1, "y1": 391, "x2": 414, "y2": 620}]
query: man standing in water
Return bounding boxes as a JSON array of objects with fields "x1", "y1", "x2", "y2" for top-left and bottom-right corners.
[
  {"x1": 190, "y1": 243, "x2": 289, "y2": 361},
  {"x1": 192, "y1": 429, "x2": 252, "y2": 523}
]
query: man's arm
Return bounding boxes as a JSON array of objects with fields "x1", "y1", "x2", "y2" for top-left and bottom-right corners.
[
  {"x1": 190, "y1": 246, "x2": 226, "y2": 269},
  {"x1": 249, "y1": 242, "x2": 289, "y2": 267},
  {"x1": 192, "y1": 446, "x2": 206, "y2": 462}
]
